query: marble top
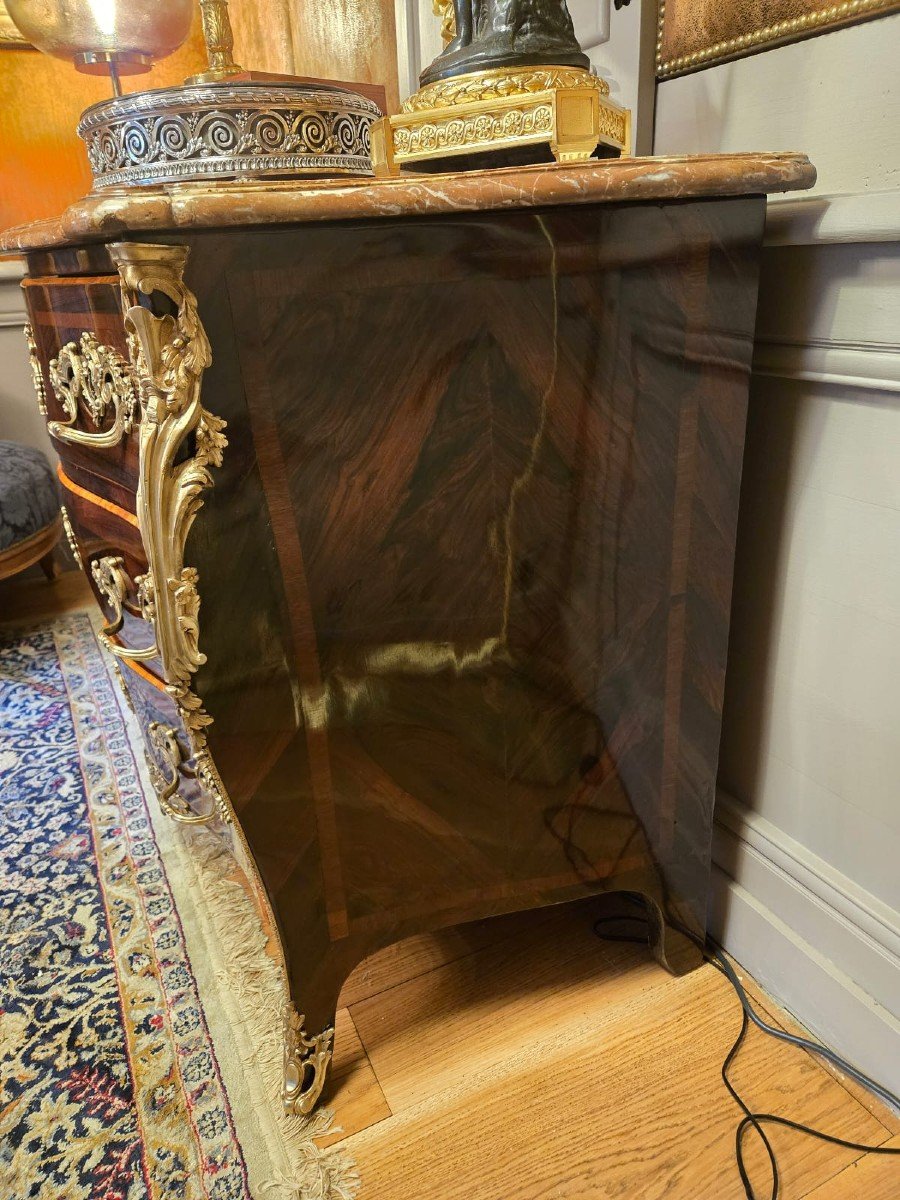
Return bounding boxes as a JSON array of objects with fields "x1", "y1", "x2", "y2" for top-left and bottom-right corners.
[{"x1": 1, "y1": 152, "x2": 815, "y2": 254}]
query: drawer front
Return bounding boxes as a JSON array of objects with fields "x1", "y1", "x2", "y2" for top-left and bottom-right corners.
[
  {"x1": 62, "y1": 469, "x2": 224, "y2": 829},
  {"x1": 23, "y1": 274, "x2": 140, "y2": 497},
  {"x1": 28, "y1": 244, "x2": 232, "y2": 835},
  {"x1": 117, "y1": 662, "x2": 218, "y2": 826},
  {"x1": 59, "y1": 471, "x2": 164, "y2": 678}
]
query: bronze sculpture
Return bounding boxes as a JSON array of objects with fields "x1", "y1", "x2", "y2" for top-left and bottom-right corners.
[
  {"x1": 372, "y1": 0, "x2": 629, "y2": 175},
  {"x1": 421, "y1": 0, "x2": 589, "y2": 85}
]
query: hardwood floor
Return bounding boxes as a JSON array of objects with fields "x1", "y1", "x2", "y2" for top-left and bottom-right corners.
[
  {"x1": 3, "y1": 570, "x2": 898, "y2": 1198},
  {"x1": 327, "y1": 903, "x2": 899, "y2": 1199},
  {"x1": 0, "y1": 565, "x2": 91, "y2": 623}
]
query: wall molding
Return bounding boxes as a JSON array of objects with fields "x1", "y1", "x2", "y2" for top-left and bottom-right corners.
[
  {"x1": 752, "y1": 336, "x2": 900, "y2": 394},
  {"x1": 711, "y1": 788, "x2": 900, "y2": 1097},
  {"x1": 393, "y1": 0, "x2": 424, "y2": 103},
  {"x1": 0, "y1": 260, "x2": 26, "y2": 328},
  {"x1": 765, "y1": 189, "x2": 900, "y2": 247}
]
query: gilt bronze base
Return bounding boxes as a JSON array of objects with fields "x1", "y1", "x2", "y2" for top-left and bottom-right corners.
[{"x1": 372, "y1": 65, "x2": 630, "y2": 176}]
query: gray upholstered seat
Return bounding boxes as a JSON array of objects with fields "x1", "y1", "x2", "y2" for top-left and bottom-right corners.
[{"x1": 0, "y1": 440, "x2": 59, "y2": 553}]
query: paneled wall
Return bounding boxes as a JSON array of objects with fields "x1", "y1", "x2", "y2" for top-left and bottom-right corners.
[
  {"x1": 654, "y1": 14, "x2": 898, "y2": 197},
  {"x1": 0, "y1": 262, "x2": 49, "y2": 454},
  {"x1": 230, "y1": 0, "x2": 400, "y2": 114},
  {"x1": 655, "y1": 15, "x2": 900, "y2": 1090}
]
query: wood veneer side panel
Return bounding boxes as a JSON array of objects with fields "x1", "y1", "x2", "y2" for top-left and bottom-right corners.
[
  {"x1": 167, "y1": 232, "x2": 340, "y2": 1027},
  {"x1": 166, "y1": 199, "x2": 764, "y2": 1032},
  {"x1": 670, "y1": 198, "x2": 766, "y2": 923}
]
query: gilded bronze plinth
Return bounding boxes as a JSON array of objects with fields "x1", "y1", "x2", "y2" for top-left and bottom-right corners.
[{"x1": 371, "y1": 65, "x2": 630, "y2": 176}]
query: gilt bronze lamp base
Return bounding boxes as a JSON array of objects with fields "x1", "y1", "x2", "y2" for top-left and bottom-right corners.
[{"x1": 371, "y1": 65, "x2": 630, "y2": 176}]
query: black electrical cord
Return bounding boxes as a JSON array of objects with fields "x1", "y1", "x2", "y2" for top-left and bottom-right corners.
[{"x1": 592, "y1": 903, "x2": 900, "y2": 1200}]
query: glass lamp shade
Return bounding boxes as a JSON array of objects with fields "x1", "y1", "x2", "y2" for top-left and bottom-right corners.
[{"x1": 4, "y1": 0, "x2": 194, "y2": 73}]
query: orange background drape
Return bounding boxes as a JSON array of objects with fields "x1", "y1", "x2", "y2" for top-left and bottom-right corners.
[{"x1": 0, "y1": 11, "x2": 207, "y2": 232}]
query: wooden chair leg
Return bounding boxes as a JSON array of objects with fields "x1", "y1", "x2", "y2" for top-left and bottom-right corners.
[{"x1": 39, "y1": 549, "x2": 60, "y2": 581}]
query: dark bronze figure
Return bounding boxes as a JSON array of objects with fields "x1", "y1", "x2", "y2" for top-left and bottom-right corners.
[{"x1": 421, "y1": 0, "x2": 589, "y2": 86}]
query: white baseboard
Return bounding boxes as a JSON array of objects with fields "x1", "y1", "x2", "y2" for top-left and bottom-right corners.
[
  {"x1": 0, "y1": 262, "x2": 26, "y2": 328},
  {"x1": 710, "y1": 789, "x2": 900, "y2": 1100},
  {"x1": 752, "y1": 337, "x2": 900, "y2": 394}
]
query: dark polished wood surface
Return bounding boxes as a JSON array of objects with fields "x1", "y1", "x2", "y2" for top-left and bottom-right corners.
[
  {"x1": 25, "y1": 194, "x2": 766, "y2": 1110},
  {"x1": 179, "y1": 199, "x2": 763, "y2": 1042}
]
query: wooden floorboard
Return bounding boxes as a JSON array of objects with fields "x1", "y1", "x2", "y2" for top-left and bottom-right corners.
[
  {"x1": 740, "y1": 971, "x2": 900, "y2": 1138},
  {"x1": 338, "y1": 905, "x2": 560, "y2": 1010},
  {"x1": 323, "y1": 899, "x2": 898, "y2": 1200},
  {"x1": 0, "y1": 567, "x2": 91, "y2": 622},
  {"x1": 803, "y1": 1134, "x2": 900, "y2": 1199},
  {"x1": 315, "y1": 1007, "x2": 391, "y2": 1148}
]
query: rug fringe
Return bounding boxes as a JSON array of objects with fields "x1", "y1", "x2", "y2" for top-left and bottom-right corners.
[
  {"x1": 174, "y1": 826, "x2": 360, "y2": 1200},
  {"x1": 86, "y1": 604, "x2": 362, "y2": 1200}
]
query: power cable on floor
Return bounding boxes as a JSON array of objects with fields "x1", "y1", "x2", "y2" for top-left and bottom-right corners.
[{"x1": 592, "y1": 898, "x2": 900, "y2": 1200}]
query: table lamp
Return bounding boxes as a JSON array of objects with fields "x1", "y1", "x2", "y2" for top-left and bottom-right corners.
[{"x1": 4, "y1": 0, "x2": 381, "y2": 185}]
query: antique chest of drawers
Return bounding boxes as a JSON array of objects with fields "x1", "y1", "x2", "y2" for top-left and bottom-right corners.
[{"x1": 4, "y1": 152, "x2": 815, "y2": 1113}]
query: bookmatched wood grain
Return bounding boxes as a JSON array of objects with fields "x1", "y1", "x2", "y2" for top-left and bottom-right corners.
[{"x1": 162, "y1": 195, "x2": 769, "y2": 1042}]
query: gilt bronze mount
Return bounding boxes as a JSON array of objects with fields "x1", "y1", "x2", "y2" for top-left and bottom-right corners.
[{"x1": 373, "y1": 64, "x2": 629, "y2": 175}]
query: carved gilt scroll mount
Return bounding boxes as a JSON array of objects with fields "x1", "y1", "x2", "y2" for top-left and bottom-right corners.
[
  {"x1": 24, "y1": 323, "x2": 47, "y2": 416},
  {"x1": 283, "y1": 1006, "x2": 335, "y2": 1116},
  {"x1": 109, "y1": 241, "x2": 230, "y2": 827},
  {"x1": 60, "y1": 505, "x2": 81, "y2": 566}
]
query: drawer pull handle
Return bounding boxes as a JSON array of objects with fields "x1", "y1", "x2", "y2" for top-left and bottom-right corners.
[
  {"x1": 147, "y1": 721, "x2": 219, "y2": 825},
  {"x1": 47, "y1": 332, "x2": 138, "y2": 448},
  {"x1": 91, "y1": 554, "x2": 159, "y2": 663}
]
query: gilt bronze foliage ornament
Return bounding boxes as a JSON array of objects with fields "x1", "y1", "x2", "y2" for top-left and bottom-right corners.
[
  {"x1": 283, "y1": 1008, "x2": 336, "y2": 1116},
  {"x1": 23, "y1": 324, "x2": 47, "y2": 417},
  {"x1": 109, "y1": 241, "x2": 232, "y2": 828},
  {"x1": 46, "y1": 332, "x2": 138, "y2": 448}
]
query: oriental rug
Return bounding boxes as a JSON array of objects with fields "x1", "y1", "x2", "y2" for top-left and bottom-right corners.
[{"x1": 0, "y1": 612, "x2": 357, "y2": 1200}]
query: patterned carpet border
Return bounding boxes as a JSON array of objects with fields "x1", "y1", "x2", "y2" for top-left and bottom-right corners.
[{"x1": 0, "y1": 612, "x2": 357, "y2": 1200}]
